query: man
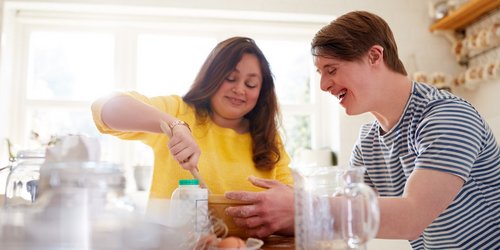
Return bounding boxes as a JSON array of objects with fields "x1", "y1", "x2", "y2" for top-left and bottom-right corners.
[{"x1": 226, "y1": 11, "x2": 499, "y2": 249}]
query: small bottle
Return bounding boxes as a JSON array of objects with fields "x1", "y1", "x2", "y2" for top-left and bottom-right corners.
[{"x1": 171, "y1": 179, "x2": 209, "y2": 235}]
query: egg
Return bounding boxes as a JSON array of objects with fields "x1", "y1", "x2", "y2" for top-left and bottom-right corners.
[{"x1": 217, "y1": 236, "x2": 246, "y2": 249}]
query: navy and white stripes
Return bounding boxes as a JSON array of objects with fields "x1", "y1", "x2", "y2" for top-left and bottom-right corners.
[{"x1": 351, "y1": 82, "x2": 499, "y2": 249}]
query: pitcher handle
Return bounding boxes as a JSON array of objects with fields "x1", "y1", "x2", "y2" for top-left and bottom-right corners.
[
  {"x1": 359, "y1": 183, "x2": 380, "y2": 239},
  {"x1": 341, "y1": 183, "x2": 380, "y2": 248}
]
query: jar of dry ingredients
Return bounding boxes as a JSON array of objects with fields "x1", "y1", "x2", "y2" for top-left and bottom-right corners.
[{"x1": 171, "y1": 179, "x2": 209, "y2": 236}]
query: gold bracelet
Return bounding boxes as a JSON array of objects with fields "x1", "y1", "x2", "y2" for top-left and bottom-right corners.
[{"x1": 168, "y1": 120, "x2": 191, "y2": 133}]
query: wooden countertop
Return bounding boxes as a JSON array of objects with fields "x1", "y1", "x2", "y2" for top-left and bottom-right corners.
[{"x1": 261, "y1": 235, "x2": 295, "y2": 250}]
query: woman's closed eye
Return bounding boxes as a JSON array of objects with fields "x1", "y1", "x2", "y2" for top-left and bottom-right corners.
[{"x1": 245, "y1": 81, "x2": 258, "y2": 88}]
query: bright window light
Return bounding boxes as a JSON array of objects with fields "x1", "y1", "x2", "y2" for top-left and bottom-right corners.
[
  {"x1": 27, "y1": 31, "x2": 115, "y2": 101},
  {"x1": 137, "y1": 35, "x2": 217, "y2": 96}
]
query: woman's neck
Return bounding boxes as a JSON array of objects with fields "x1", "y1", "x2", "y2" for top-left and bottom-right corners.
[{"x1": 210, "y1": 115, "x2": 249, "y2": 134}]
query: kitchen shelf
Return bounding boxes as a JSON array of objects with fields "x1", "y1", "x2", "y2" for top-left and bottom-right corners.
[{"x1": 430, "y1": 0, "x2": 500, "y2": 32}]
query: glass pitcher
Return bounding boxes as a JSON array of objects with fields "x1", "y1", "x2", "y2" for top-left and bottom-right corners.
[{"x1": 292, "y1": 166, "x2": 379, "y2": 250}]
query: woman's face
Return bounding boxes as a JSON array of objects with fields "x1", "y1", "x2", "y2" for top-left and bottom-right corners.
[
  {"x1": 314, "y1": 54, "x2": 374, "y2": 115},
  {"x1": 210, "y1": 53, "x2": 262, "y2": 127}
]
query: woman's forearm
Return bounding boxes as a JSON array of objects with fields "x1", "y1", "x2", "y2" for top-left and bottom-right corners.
[{"x1": 98, "y1": 95, "x2": 174, "y2": 133}]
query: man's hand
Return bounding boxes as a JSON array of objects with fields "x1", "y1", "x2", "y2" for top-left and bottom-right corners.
[{"x1": 224, "y1": 176, "x2": 295, "y2": 238}]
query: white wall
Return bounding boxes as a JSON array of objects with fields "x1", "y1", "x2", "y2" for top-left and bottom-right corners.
[{"x1": 454, "y1": 81, "x2": 500, "y2": 139}]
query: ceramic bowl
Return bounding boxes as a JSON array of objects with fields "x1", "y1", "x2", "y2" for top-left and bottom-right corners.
[{"x1": 208, "y1": 194, "x2": 252, "y2": 238}]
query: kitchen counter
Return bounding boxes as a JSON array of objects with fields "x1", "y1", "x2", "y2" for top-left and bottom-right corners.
[
  {"x1": 262, "y1": 235, "x2": 294, "y2": 250},
  {"x1": 261, "y1": 236, "x2": 412, "y2": 250}
]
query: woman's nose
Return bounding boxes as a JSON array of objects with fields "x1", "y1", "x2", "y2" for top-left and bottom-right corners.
[{"x1": 232, "y1": 82, "x2": 245, "y2": 95}]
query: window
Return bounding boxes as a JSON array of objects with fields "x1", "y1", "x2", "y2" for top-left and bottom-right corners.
[
  {"x1": 27, "y1": 31, "x2": 115, "y2": 101},
  {"x1": 257, "y1": 39, "x2": 315, "y2": 155},
  {"x1": 2, "y1": 4, "x2": 332, "y2": 190},
  {"x1": 12, "y1": 27, "x2": 117, "y2": 151},
  {"x1": 136, "y1": 35, "x2": 217, "y2": 96}
]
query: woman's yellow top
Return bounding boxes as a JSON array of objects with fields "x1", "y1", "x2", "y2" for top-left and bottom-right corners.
[{"x1": 92, "y1": 91, "x2": 293, "y2": 198}]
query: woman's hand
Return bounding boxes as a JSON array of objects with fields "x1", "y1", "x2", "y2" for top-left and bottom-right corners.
[
  {"x1": 167, "y1": 124, "x2": 201, "y2": 171},
  {"x1": 224, "y1": 176, "x2": 295, "y2": 238},
  {"x1": 159, "y1": 120, "x2": 201, "y2": 171}
]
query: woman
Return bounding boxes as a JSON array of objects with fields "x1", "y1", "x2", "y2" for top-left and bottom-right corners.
[{"x1": 91, "y1": 37, "x2": 293, "y2": 199}]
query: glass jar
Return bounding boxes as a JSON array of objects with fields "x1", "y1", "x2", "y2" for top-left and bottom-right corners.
[
  {"x1": 0, "y1": 161, "x2": 188, "y2": 249},
  {"x1": 4, "y1": 149, "x2": 45, "y2": 207},
  {"x1": 36, "y1": 161, "x2": 132, "y2": 213}
]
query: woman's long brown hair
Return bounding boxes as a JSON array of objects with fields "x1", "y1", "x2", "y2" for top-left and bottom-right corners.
[{"x1": 183, "y1": 37, "x2": 281, "y2": 170}]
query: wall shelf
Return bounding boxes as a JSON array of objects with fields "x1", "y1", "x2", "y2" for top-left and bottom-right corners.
[{"x1": 430, "y1": 0, "x2": 500, "y2": 32}]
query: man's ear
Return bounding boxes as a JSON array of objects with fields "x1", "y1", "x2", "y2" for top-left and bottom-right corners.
[{"x1": 368, "y1": 45, "x2": 384, "y2": 65}]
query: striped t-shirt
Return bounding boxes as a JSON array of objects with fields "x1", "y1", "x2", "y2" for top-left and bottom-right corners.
[{"x1": 350, "y1": 81, "x2": 499, "y2": 249}]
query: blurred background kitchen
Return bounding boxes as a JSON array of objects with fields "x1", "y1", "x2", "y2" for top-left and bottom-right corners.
[{"x1": 0, "y1": 0, "x2": 498, "y2": 249}]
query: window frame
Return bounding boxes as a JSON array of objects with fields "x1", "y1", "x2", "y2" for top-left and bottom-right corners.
[{"x1": 1, "y1": 2, "x2": 336, "y2": 172}]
